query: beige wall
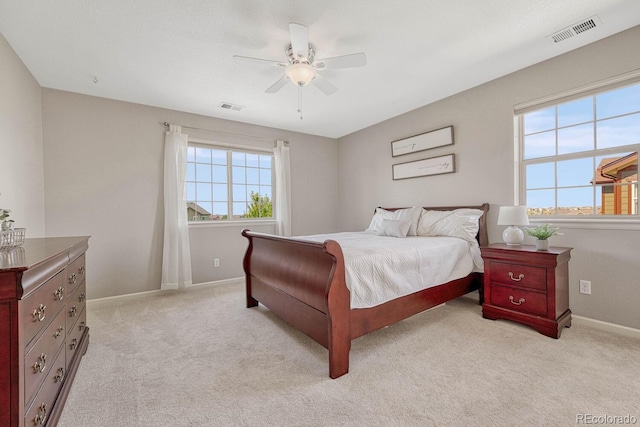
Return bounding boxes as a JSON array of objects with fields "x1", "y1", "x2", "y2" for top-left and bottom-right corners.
[
  {"x1": 0, "y1": 33, "x2": 45, "y2": 235},
  {"x1": 337, "y1": 26, "x2": 640, "y2": 329},
  {"x1": 41, "y1": 90, "x2": 338, "y2": 298}
]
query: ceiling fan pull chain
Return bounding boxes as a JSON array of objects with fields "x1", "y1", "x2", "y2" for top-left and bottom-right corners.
[{"x1": 298, "y1": 85, "x2": 303, "y2": 120}]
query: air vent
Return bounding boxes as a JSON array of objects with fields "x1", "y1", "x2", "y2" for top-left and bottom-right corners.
[
  {"x1": 548, "y1": 15, "x2": 601, "y2": 43},
  {"x1": 219, "y1": 102, "x2": 244, "y2": 111}
]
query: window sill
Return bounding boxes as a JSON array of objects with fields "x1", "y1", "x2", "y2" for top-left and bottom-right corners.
[
  {"x1": 528, "y1": 217, "x2": 640, "y2": 231},
  {"x1": 188, "y1": 219, "x2": 278, "y2": 229}
]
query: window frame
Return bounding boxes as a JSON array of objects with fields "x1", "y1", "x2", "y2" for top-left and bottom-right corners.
[
  {"x1": 186, "y1": 140, "x2": 276, "y2": 225},
  {"x1": 514, "y1": 69, "x2": 640, "y2": 229}
]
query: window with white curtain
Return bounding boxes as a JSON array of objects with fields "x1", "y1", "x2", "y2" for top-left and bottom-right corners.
[
  {"x1": 517, "y1": 78, "x2": 640, "y2": 218},
  {"x1": 186, "y1": 143, "x2": 274, "y2": 221}
]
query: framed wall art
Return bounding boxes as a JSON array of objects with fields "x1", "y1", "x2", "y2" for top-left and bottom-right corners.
[
  {"x1": 392, "y1": 154, "x2": 455, "y2": 180},
  {"x1": 391, "y1": 125, "x2": 454, "y2": 157}
]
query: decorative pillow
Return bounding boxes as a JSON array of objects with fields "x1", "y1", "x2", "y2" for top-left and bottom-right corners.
[
  {"x1": 366, "y1": 208, "x2": 395, "y2": 232},
  {"x1": 376, "y1": 219, "x2": 411, "y2": 238},
  {"x1": 366, "y1": 206, "x2": 421, "y2": 236},
  {"x1": 417, "y1": 208, "x2": 483, "y2": 242}
]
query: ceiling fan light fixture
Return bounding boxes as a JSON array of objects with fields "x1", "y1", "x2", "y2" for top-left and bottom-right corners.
[{"x1": 285, "y1": 63, "x2": 317, "y2": 86}]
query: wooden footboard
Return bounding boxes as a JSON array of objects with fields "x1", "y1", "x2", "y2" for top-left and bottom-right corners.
[
  {"x1": 241, "y1": 230, "x2": 351, "y2": 378},
  {"x1": 242, "y1": 203, "x2": 489, "y2": 378}
]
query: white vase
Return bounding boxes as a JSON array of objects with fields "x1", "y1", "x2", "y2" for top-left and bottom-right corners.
[
  {"x1": 535, "y1": 239, "x2": 549, "y2": 251},
  {"x1": 1, "y1": 221, "x2": 14, "y2": 231}
]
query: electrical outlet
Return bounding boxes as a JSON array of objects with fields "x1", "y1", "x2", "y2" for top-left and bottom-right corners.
[
  {"x1": 214, "y1": 258, "x2": 220, "y2": 268},
  {"x1": 579, "y1": 280, "x2": 591, "y2": 295}
]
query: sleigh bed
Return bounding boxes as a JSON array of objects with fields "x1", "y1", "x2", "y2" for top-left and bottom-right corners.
[{"x1": 242, "y1": 203, "x2": 489, "y2": 378}]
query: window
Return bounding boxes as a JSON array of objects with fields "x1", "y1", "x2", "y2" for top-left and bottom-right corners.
[
  {"x1": 518, "y1": 81, "x2": 639, "y2": 217},
  {"x1": 186, "y1": 144, "x2": 274, "y2": 221}
]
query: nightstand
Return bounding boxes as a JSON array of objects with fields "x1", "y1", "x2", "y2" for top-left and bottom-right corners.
[{"x1": 481, "y1": 243, "x2": 572, "y2": 338}]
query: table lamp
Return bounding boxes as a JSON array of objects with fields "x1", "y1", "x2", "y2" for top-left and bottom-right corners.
[{"x1": 497, "y1": 206, "x2": 529, "y2": 245}]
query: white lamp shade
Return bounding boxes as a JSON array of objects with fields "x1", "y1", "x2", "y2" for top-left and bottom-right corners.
[
  {"x1": 497, "y1": 206, "x2": 529, "y2": 246},
  {"x1": 497, "y1": 206, "x2": 529, "y2": 226}
]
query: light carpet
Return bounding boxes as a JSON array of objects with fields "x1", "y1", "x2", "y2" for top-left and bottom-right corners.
[{"x1": 58, "y1": 282, "x2": 640, "y2": 426}]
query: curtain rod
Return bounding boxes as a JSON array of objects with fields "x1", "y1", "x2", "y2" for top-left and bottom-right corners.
[{"x1": 163, "y1": 121, "x2": 286, "y2": 144}]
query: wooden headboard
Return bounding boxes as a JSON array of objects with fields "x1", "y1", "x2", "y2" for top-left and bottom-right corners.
[{"x1": 379, "y1": 203, "x2": 490, "y2": 247}]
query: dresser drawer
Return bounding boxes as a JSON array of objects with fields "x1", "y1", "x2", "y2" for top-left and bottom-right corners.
[
  {"x1": 24, "y1": 346, "x2": 66, "y2": 426},
  {"x1": 66, "y1": 281, "x2": 87, "y2": 332},
  {"x1": 21, "y1": 270, "x2": 66, "y2": 347},
  {"x1": 24, "y1": 308, "x2": 66, "y2": 408},
  {"x1": 489, "y1": 261, "x2": 546, "y2": 291},
  {"x1": 66, "y1": 254, "x2": 86, "y2": 294},
  {"x1": 66, "y1": 306, "x2": 87, "y2": 366},
  {"x1": 489, "y1": 284, "x2": 547, "y2": 317}
]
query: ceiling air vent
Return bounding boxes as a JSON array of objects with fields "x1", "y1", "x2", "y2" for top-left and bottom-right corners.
[
  {"x1": 548, "y1": 15, "x2": 601, "y2": 43},
  {"x1": 219, "y1": 102, "x2": 243, "y2": 111}
]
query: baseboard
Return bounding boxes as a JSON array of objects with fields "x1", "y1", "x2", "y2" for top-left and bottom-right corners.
[
  {"x1": 572, "y1": 315, "x2": 640, "y2": 340},
  {"x1": 185, "y1": 277, "x2": 244, "y2": 288},
  {"x1": 87, "y1": 277, "x2": 244, "y2": 305}
]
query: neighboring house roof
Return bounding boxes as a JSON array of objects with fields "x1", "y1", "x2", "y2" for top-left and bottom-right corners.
[
  {"x1": 186, "y1": 202, "x2": 211, "y2": 215},
  {"x1": 593, "y1": 153, "x2": 638, "y2": 184}
]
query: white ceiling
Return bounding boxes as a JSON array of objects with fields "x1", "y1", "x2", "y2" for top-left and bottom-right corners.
[{"x1": 2, "y1": 1, "x2": 640, "y2": 139}]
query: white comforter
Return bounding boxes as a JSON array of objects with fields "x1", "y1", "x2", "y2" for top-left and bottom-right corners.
[{"x1": 296, "y1": 232, "x2": 483, "y2": 309}]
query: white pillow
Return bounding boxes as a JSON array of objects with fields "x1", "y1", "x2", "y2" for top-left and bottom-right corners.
[
  {"x1": 366, "y1": 208, "x2": 394, "y2": 232},
  {"x1": 376, "y1": 219, "x2": 411, "y2": 238},
  {"x1": 366, "y1": 206, "x2": 421, "y2": 236},
  {"x1": 417, "y1": 208, "x2": 483, "y2": 242},
  {"x1": 396, "y1": 207, "x2": 421, "y2": 236}
]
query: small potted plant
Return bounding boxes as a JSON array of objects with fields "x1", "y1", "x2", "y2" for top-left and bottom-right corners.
[
  {"x1": 525, "y1": 224, "x2": 561, "y2": 251},
  {"x1": 0, "y1": 209, "x2": 14, "y2": 231}
]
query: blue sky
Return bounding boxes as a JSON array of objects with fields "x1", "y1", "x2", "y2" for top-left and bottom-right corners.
[{"x1": 523, "y1": 83, "x2": 639, "y2": 211}]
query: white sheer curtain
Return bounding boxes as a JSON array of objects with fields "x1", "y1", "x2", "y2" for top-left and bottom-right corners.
[
  {"x1": 273, "y1": 140, "x2": 291, "y2": 236},
  {"x1": 161, "y1": 124, "x2": 193, "y2": 290}
]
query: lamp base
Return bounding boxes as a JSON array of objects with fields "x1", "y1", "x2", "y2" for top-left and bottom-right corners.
[{"x1": 502, "y1": 226, "x2": 524, "y2": 246}]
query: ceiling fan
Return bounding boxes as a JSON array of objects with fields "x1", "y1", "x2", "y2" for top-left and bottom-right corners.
[{"x1": 233, "y1": 23, "x2": 367, "y2": 101}]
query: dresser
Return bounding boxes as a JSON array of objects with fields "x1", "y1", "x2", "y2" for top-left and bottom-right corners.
[
  {"x1": 0, "y1": 237, "x2": 90, "y2": 427},
  {"x1": 481, "y1": 243, "x2": 572, "y2": 338}
]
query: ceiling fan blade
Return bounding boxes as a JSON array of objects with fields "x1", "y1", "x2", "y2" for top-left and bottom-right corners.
[
  {"x1": 315, "y1": 52, "x2": 367, "y2": 69},
  {"x1": 312, "y1": 74, "x2": 338, "y2": 96},
  {"x1": 289, "y1": 22, "x2": 309, "y2": 59},
  {"x1": 265, "y1": 75, "x2": 290, "y2": 93},
  {"x1": 233, "y1": 55, "x2": 285, "y2": 67}
]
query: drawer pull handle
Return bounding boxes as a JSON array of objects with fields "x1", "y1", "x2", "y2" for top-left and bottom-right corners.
[
  {"x1": 69, "y1": 305, "x2": 77, "y2": 317},
  {"x1": 70, "y1": 338, "x2": 78, "y2": 350},
  {"x1": 509, "y1": 296, "x2": 525, "y2": 305},
  {"x1": 508, "y1": 272, "x2": 525, "y2": 282},
  {"x1": 69, "y1": 273, "x2": 77, "y2": 284},
  {"x1": 54, "y1": 286, "x2": 64, "y2": 301},
  {"x1": 79, "y1": 292, "x2": 86, "y2": 302},
  {"x1": 34, "y1": 403, "x2": 48, "y2": 425},
  {"x1": 33, "y1": 353, "x2": 47, "y2": 373},
  {"x1": 53, "y1": 326, "x2": 64, "y2": 339},
  {"x1": 32, "y1": 304, "x2": 46, "y2": 322},
  {"x1": 55, "y1": 366, "x2": 65, "y2": 383},
  {"x1": 79, "y1": 265, "x2": 85, "y2": 275},
  {"x1": 79, "y1": 321, "x2": 86, "y2": 331}
]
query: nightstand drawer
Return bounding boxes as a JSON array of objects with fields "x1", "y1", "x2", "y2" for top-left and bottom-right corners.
[
  {"x1": 489, "y1": 262, "x2": 546, "y2": 291},
  {"x1": 490, "y1": 285, "x2": 547, "y2": 317}
]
